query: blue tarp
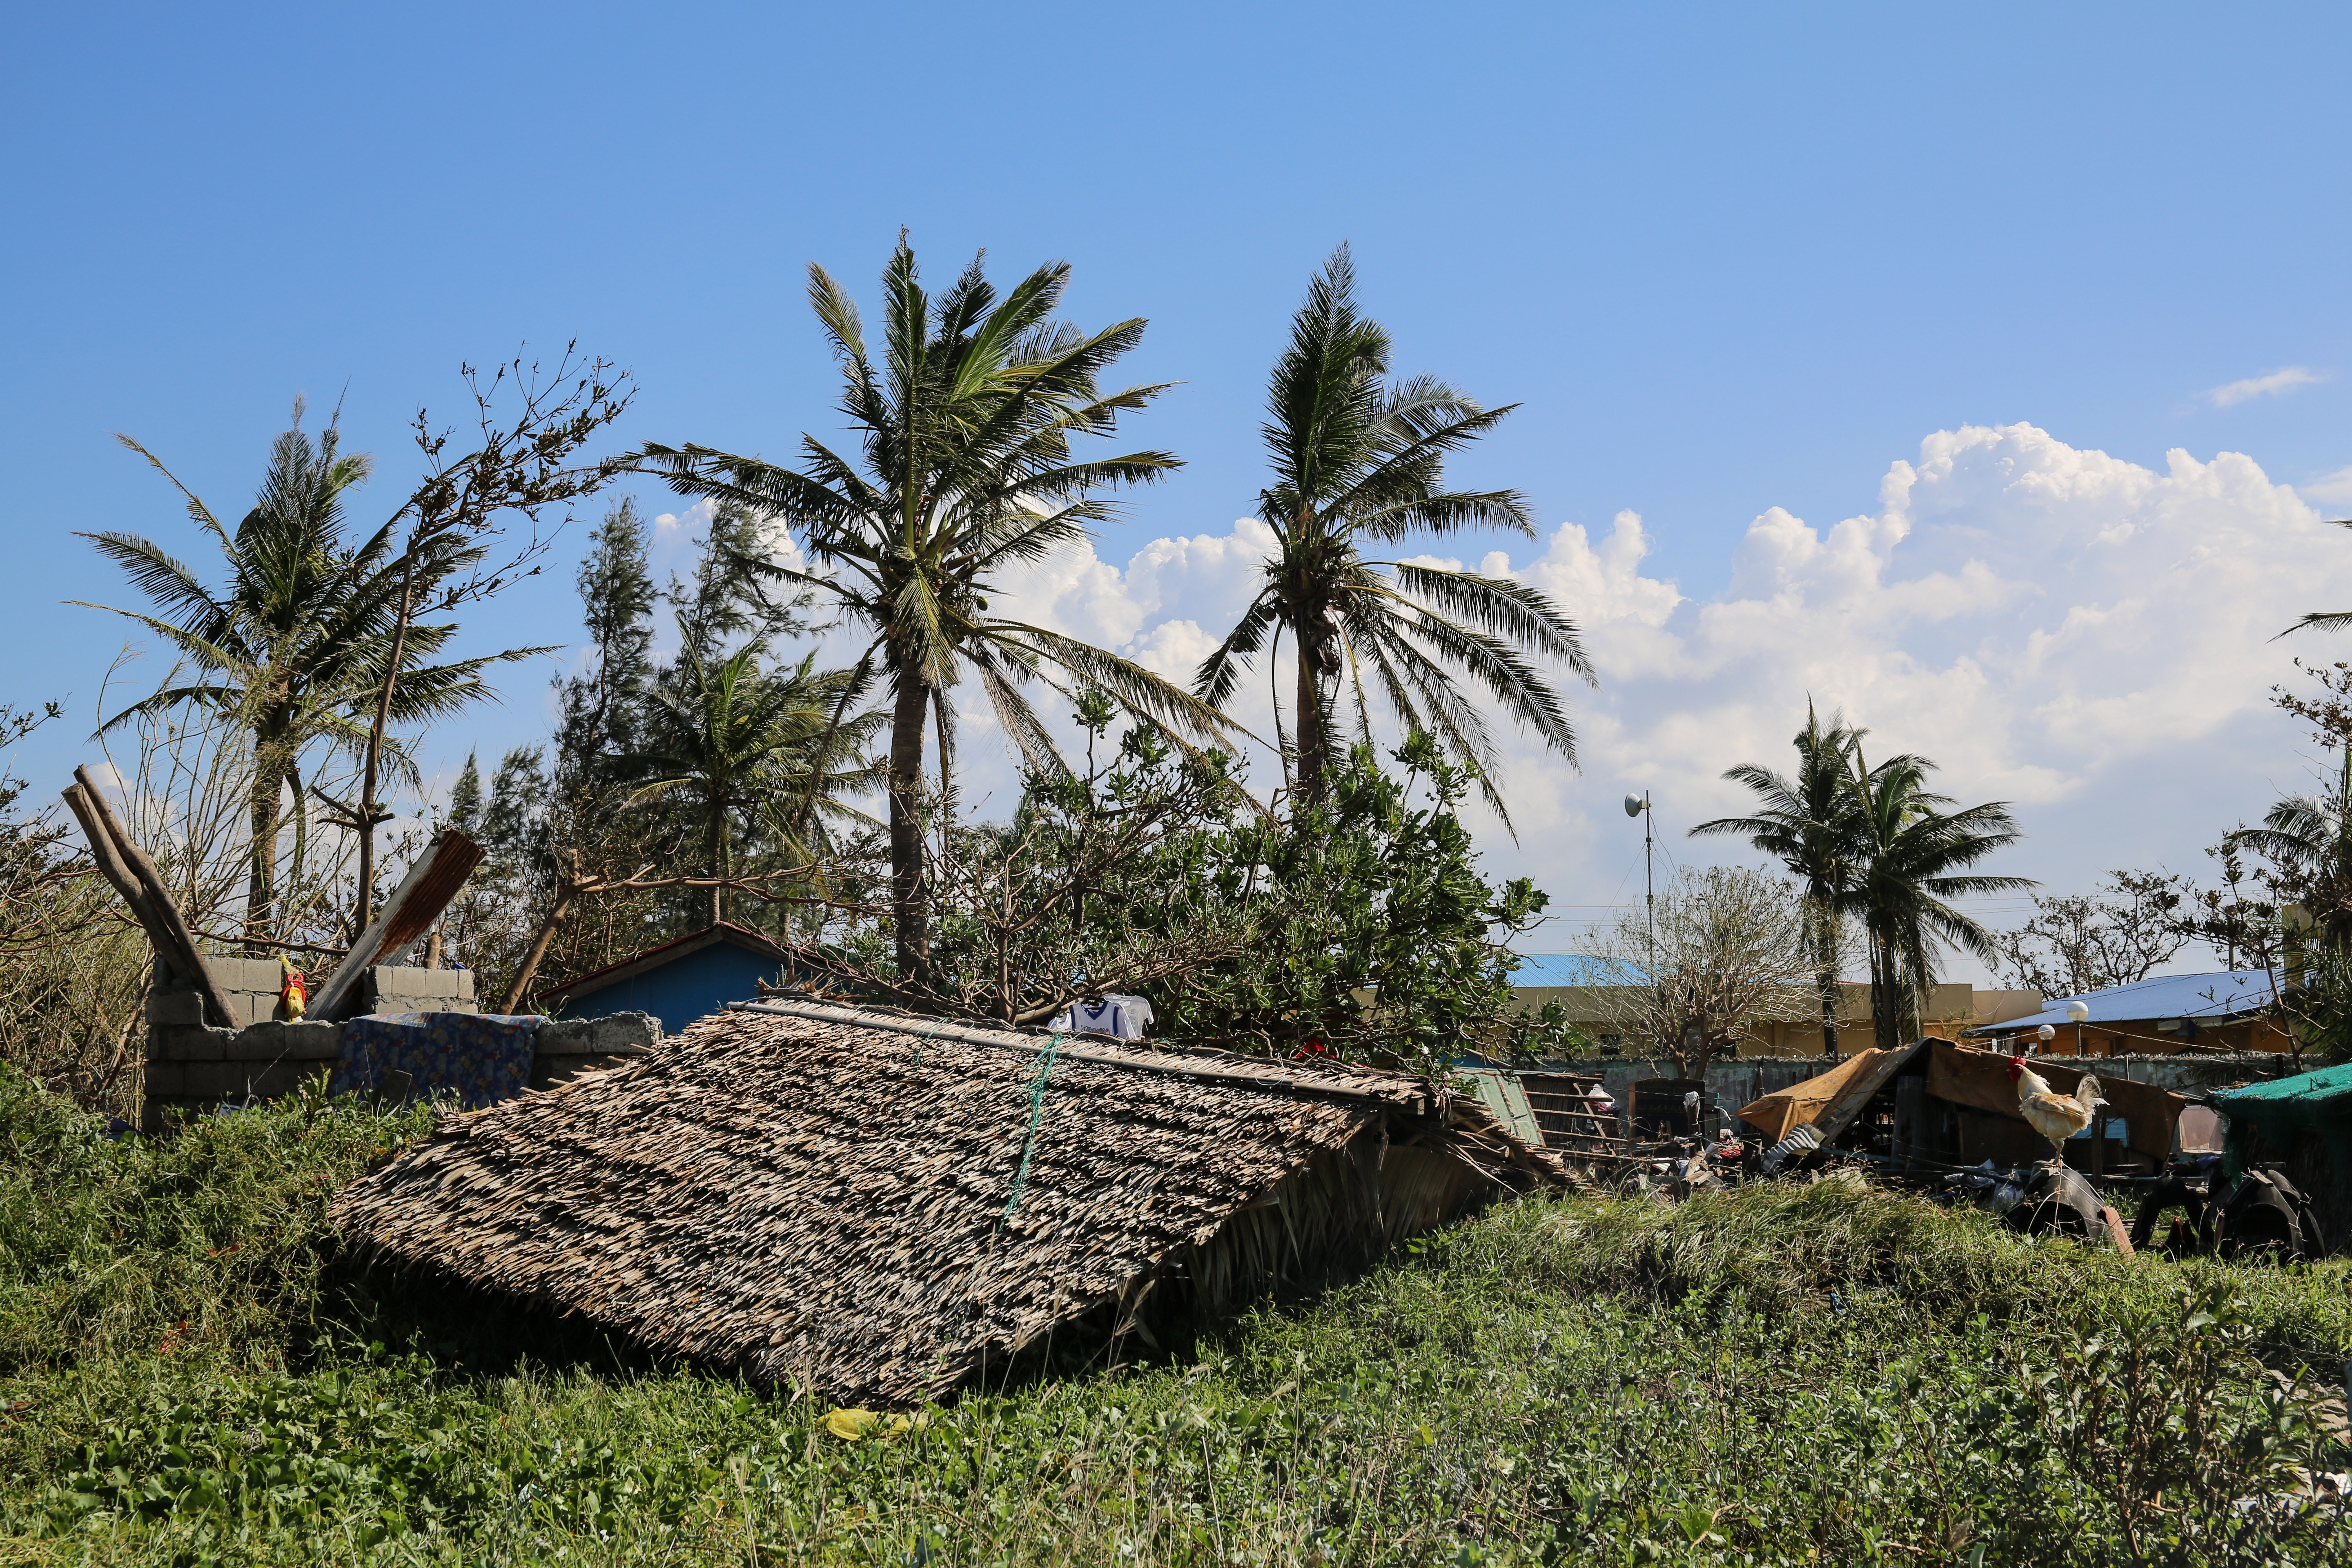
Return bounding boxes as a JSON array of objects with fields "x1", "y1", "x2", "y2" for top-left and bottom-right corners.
[{"x1": 329, "y1": 1011, "x2": 543, "y2": 1109}]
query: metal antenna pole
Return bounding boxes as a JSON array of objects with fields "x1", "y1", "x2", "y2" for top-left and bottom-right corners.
[
  {"x1": 1624, "y1": 789, "x2": 1657, "y2": 966},
  {"x1": 1644, "y1": 789, "x2": 1655, "y2": 959}
]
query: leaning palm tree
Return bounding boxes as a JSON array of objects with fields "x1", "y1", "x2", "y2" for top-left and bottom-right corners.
[
  {"x1": 1690, "y1": 704, "x2": 1861, "y2": 1056},
  {"x1": 636, "y1": 240, "x2": 1234, "y2": 984},
  {"x1": 77, "y1": 409, "x2": 544, "y2": 944},
  {"x1": 617, "y1": 645, "x2": 886, "y2": 926},
  {"x1": 1845, "y1": 748, "x2": 2034, "y2": 1047},
  {"x1": 1194, "y1": 245, "x2": 1592, "y2": 821}
]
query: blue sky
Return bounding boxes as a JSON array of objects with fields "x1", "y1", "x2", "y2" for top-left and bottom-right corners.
[{"x1": 6, "y1": 3, "x2": 2350, "y2": 973}]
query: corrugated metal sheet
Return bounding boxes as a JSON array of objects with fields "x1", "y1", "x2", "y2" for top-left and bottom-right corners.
[
  {"x1": 1456, "y1": 1068, "x2": 1545, "y2": 1147},
  {"x1": 1508, "y1": 953, "x2": 1644, "y2": 986},
  {"x1": 1964, "y1": 970, "x2": 2274, "y2": 1035}
]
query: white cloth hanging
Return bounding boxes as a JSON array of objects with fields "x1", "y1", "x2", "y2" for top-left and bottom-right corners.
[{"x1": 1048, "y1": 993, "x2": 1155, "y2": 1040}]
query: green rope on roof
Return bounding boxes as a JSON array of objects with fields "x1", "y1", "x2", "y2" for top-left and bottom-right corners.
[
  {"x1": 908, "y1": 1016, "x2": 952, "y2": 1065},
  {"x1": 995, "y1": 1032, "x2": 1065, "y2": 1234}
]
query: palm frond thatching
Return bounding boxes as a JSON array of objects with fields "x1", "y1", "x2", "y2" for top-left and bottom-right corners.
[{"x1": 328, "y1": 1000, "x2": 1564, "y2": 1407}]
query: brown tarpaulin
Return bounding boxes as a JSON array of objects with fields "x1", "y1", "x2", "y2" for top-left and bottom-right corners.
[
  {"x1": 1926, "y1": 1042, "x2": 2186, "y2": 1160},
  {"x1": 1736, "y1": 1044, "x2": 1927, "y2": 1147}
]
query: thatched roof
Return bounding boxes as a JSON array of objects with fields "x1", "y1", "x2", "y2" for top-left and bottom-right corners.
[{"x1": 329, "y1": 999, "x2": 1565, "y2": 1406}]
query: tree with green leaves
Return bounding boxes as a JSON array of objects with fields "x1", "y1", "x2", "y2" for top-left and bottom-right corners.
[
  {"x1": 1844, "y1": 748, "x2": 2032, "y2": 1047},
  {"x1": 616, "y1": 646, "x2": 886, "y2": 926},
  {"x1": 1194, "y1": 246, "x2": 1591, "y2": 822},
  {"x1": 637, "y1": 239, "x2": 1231, "y2": 984},
  {"x1": 76, "y1": 407, "x2": 546, "y2": 946},
  {"x1": 1160, "y1": 733, "x2": 1551, "y2": 1071},
  {"x1": 1690, "y1": 704, "x2": 1862, "y2": 1056},
  {"x1": 555, "y1": 497, "x2": 659, "y2": 779}
]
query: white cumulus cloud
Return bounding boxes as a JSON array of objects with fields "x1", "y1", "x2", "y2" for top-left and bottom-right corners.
[{"x1": 954, "y1": 423, "x2": 2352, "y2": 975}]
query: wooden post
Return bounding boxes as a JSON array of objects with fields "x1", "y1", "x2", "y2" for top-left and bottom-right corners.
[{"x1": 308, "y1": 828, "x2": 483, "y2": 1019}]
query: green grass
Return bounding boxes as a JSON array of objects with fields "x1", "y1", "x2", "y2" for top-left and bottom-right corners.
[{"x1": 3, "y1": 1065, "x2": 2348, "y2": 1566}]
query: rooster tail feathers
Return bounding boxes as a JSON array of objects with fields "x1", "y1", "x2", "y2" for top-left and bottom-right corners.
[{"x1": 2075, "y1": 1074, "x2": 2104, "y2": 1109}]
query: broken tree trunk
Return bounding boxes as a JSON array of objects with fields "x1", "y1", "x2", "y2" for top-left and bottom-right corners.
[
  {"x1": 62, "y1": 784, "x2": 177, "y2": 967},
  {"x1": 66, "y1": 768, "x2": 241, "y2": 1029},
  {"x1": 499, "y1": 856, "x2": 584, "y2": 1015}
]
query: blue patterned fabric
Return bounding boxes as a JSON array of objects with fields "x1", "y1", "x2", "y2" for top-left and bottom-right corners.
[{"x1": 329, "y1": 1012, "x2": 543, "y2": 1109}]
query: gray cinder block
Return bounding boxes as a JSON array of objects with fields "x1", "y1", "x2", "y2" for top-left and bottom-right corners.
[
  {"x1": 212, "y1": 956, "x2": 287, "y2": 992},
  {"x1": 151, "y1": 1024, "x2": 238, "y2": 1062},
  {"x1": 176, "y1": 1062, "x2": 261, "y2": 1098},
  {"x1": 360, "y1": 966, "x2": 479, "y2": 1016},
  {"x1": 225, "y1": 1020, "x2": 344, "y2": 1062},
  {"x1": 145, "y1": 989, "x2": 205, "y2": 1027},
  {"x1": 536, "y1": 1011, "x2": 660, "y2": 1056}
]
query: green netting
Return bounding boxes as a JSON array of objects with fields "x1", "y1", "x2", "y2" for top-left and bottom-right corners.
[
  {"x1": 2216, "y1": 1062, "x2": 2352, "y2": 1185},
  {"x1": 995, "y1": 1032, "x2": 1065, "y2": 1231}
]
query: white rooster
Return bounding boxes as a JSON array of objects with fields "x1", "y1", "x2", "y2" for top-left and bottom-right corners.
[{"x1": 2006, "y1": 1056, "x2": 2104, "y2": 1161}]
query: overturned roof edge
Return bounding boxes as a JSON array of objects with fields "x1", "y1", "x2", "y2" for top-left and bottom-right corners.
[{"x1": 727, "y1": 998, "x2": 1433, "y2": 1109}]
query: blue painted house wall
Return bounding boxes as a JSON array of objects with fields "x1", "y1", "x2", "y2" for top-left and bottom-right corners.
[{"x1": 550, "y1": 942, "x2": 790, "y2": 1036}]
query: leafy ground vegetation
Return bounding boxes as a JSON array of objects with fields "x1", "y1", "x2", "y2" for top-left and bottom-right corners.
[{"x1": 4, "y1": 1067, "x2": 2349, "y2": 1567}]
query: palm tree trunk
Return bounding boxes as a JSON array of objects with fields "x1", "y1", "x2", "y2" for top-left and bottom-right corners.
[
  {"x1": 706, "y1": 800, "x2": 726, "y2": 927},
  {"x1": 886, "y1": 668, "x2": 931, "y2": 986},
  {"x1": 1882, "y1": 941, "x2": 1904, "y2": 1049},
  {"x1": 1866, "y1": 924, "x2": 1897, "y2": 1050},
  {"x1": 245, "y1": 759, "x2": 282, "y2": 951},
  {"x1": 1292, "y1": 617, "x2": 1328, "y2": 806},
  {"x1": 1811, "y1": 899, "x2": 1841, "y2": 1057},
  {"x1": 355, "y1": 558, "x2": 418, "y2": 935}
]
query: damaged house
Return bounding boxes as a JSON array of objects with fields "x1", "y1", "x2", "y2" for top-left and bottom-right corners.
[
  {"x1": 330, "y1": 999, "x2": 1566, "y2": 1408},
  {"x1": 1736, "y1": 1038, "x2": 2192, "y2": 1175}
]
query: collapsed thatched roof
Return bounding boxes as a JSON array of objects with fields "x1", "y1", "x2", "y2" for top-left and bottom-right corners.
[{"x1": 329, "y1": 999, "x2": 1563, "y2": 1406}]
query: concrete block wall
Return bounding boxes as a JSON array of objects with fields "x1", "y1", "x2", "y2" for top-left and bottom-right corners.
[
  {"x1": 362, "y1": 964, "x2": 477, "y2": 1016},
  {"x1": 530, "y1": 1012, "x2": 660, "y2": 1090},
  {"x1": 140, "y1": 954, "x2": 303, "y2": 1029},
  {"x1": 140, "y1": 980, "x2": 655, "y2": 1129},
  {"x1": 140, "y1": 1020, "x2": 347, "y2": 1123}
]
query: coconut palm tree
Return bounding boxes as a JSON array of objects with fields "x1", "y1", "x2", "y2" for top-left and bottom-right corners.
[
  {"x1": 636, "y1": 240, "x2": 1233, "y2": 984},
  {"x1": 1844, "y1": 748, "x2": 2034, "y2": 1047},
  {"x1": 1690, "y1": 704, "x2": 1862, "y2": 1056},
  {"x1": 77, "y1": 410, "x2": 545, "y2": 944},
  {"x1": 1194, "y1": 246, "x2": 1591, "y2": 822},
  {"x1": 2230, "y1": 749, "x2": 2352, "y2": 953},
  {"x1": 617, "y1": 645, "x2": 886, "y2": 926}
]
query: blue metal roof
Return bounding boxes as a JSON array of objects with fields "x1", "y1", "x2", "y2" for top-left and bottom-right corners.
[
  {"x1": 1508, "y1": 953, "x2": 1644, "y2": 986},
  {"x1": 1966, "y1": 969, "x2": 2274, "y2": 1036}
]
